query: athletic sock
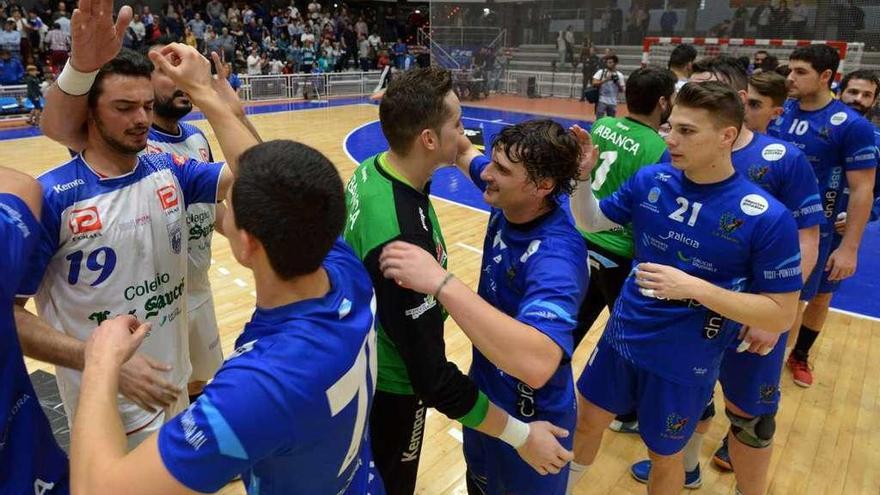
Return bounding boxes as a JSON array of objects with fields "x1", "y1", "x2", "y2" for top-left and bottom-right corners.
[
  {"x1": 615, "y1": 412, "x2": 637, "y2": 424},
  {"x1": 567, "y1": 461, "x2": 589, "y2": 495},
  {"x1": 683, "y1": 432, "x2": 703, "y2": 472},
  {"x1": 793, "y1": 325, "x2": 820, "y2": 360}
]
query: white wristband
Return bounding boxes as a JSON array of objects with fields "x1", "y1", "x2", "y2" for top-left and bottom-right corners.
[
  {"x1": 499, "y1": 415, "x2": 530, "y2": 449},
  {"x1": 56, "y1": 60, "x2": 99, "y2": 96}
]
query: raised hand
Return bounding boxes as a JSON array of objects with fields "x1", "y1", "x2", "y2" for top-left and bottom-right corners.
[
  {"x1": 69, "y1": 0, "x2": 133, "y2": 72},
  {"x1": 148, "y1": 43, "x2": 214, "y2": 100},
  {"x1": 569, "y1": 124, "x2": 599, "y2": 180},
  {"x1": 516, "y1": 421, "x2": 574, "y2": 475}
]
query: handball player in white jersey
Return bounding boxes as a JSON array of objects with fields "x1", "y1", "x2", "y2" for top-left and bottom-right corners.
[
  {"x1": 14, "y1": 0, "x2": 253, "y2": 449},
  {"x1": 42, "y1": 35, "x2": 262, "y2": 403}
]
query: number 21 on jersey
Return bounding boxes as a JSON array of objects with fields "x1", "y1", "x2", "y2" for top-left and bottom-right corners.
[{"x1": 668, "y1": 197, "x2": 703, "y2": 227}]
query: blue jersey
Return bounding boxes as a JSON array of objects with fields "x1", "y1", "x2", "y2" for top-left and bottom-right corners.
[
  {"x1": 468, "y1": 155, "x2": 588, "y2": 425},
  {"x1": 734, "y1": 132, "x2": 824, "y2": 230},
  {"x1": 837, "y1": 126, "x2": 880, "y2": 223},
  {"x1": 0, "y1": 194, "x2": 69, "y2": 494},
  {"x1": 158, "y1": 240, "x2": 382, "y2": 495},
  {"x1": 768, "y1": 99, "x2": 878, "y2": 233},
  {"x1": 600, "y1": 164, "x2": 802, "y2": 386}
]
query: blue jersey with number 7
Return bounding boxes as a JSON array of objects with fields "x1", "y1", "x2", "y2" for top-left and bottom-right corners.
[{"x1": 159, "y1": 240, "x2": 384, "y2": 495}]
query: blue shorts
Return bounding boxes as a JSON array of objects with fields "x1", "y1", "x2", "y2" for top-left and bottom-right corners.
[
  {"x1": 802, "y1": 234, "x2": 835, "y2": 301},
  {"x1": 718, "y1": 331, "x2": 788, "y2": 417},
  {"x1": 463, "y1": 412, "x2": 574, "y2": 495},
  {"x1": 576, "y1": 342, "x2": 713, "y2": 455}
]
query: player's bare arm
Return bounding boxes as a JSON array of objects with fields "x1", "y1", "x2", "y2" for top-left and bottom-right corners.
[
  {"x1": 41, "y1": 0, "x2": 131, "y2": 151},
  {"x1": 379, "y1": 241, "x2": 564, "y2": 390},
  {"x1": 634, "y1": 262, "x2": 799, "y2": 332},
  {"x1": 72, "y1": 315, "x2": 198, "y2": 495},
  {"x1": 827, "y1": 167, "x2": 876, "y2": 280}
]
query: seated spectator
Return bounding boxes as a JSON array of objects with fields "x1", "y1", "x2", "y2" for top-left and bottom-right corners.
[{"x1": 0, "y1": 49, "x2": 24, "y2": 85}]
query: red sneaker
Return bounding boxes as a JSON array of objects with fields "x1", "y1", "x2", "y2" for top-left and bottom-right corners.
[{"x1": 787, "y1": 354, "x2": 813, "y2": 388}]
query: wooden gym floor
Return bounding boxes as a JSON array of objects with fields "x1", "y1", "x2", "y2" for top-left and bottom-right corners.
[{"x1": 14, "y1": 98, "x2": 880, "y2": 494}]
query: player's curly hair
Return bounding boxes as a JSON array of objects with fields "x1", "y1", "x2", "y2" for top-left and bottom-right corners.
[{"x1": 492, "y1": 119, "x2": 582, "y2": 203}]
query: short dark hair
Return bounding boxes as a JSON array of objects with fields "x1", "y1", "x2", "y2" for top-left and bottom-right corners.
[
  {"x1": 692, "y1": 55, "x2": 748, "y2": 92},
  {"x1": 379, "y1": 66, "x2": 454, "y2": 155},
  {"x1": 841, "y1": 69, "x2": 880, "y2": 96},
  {"x1": 87, "y1": 49, "x2": 153, "y2": 108},
  {"x1": 604, "y1": 54, "x2": 619, "y2": 64},
  {"x1": 625, "y1": 67, "x2": 676, "y2": 115},
  {"x1": 676, "y1": 81, "x2": 744, "y2": 130},
  {"x1": 231, "y1": 140, "x2": 345, "y2": 279},
  {"x1": 788, "y1": 44, "x2": 840, "y2": 86},
  {"x1": 668, "y1": 44, "x2": 697, "y2": 70},
  {"x1": 760, "y1": 55, "x2": 779, "y2": 72},
  {"x1": 492, "y1": 119, "x2": 581, "y2": 202},
  {"x1": 749, "y1": 71, "x2": 788, "y2": 106},
  {"x1": 141, "y1": 35, "x2": 179, "y2": 56}
]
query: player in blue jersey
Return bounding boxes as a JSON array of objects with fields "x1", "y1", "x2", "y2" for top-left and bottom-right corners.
[
  {"x1": 629, "y1": 57, "x2": 822, "y2": 495},
  {"x1": 378, "y1": 119, "x2": 586, "y2": 494},
  {"x1": 568, "y1": 82, "x2": 803, "y2": 495},
  {"x1": 767, "y1": 45, "x2": 878, "y2": 388},
  {"x1": 0, "y1": 166, "x2": 69, "y2": 495},
  {"x1": 835, "y1": 70, "x2": 880, "y2": 224},
  {"x1": 71, "y1": 140, "x2": 384, "y2": 495}
]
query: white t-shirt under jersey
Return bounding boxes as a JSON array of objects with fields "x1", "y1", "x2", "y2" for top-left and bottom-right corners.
[{"x1": 17, "y1": 152, "x2": 225, "y2": 432}]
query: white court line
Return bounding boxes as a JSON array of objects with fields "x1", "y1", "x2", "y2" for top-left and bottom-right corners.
[
  {"x1": 830, "y1": 307, "x2": 880, "y2": 323},
  {"x1": 447, "y1": 427, "x2": 464, "y2": 443},
  {"x1": 217, "y1": 267, "x2": 230, "y2": 276},
  {"x1": 233, "y1": 278, "x2": 248, "y2": 288},
  {"x1": 454, "y1": 242, "x2": 484, "y2": 255},
  {"x1": 342, "y1": 117, "x2": 880, "y2": 324},
  {"x1": 462, "y1": 116, "x2": 515, "y2": 126}
]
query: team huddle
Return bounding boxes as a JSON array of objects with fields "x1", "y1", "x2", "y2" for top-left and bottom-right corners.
[{"x1": 2, "y1": 0, "x2": 878, "y2": 494}]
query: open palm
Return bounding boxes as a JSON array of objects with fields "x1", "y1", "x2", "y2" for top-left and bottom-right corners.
[{"x1": 70, "y1": 0, "x2": 133, "y2": 72}]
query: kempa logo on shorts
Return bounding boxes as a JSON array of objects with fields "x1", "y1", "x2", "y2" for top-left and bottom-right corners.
[
  {"x1": 69, "y1": 207, "x2": 102, "y2": 235},
  {"x1": 401, "y1": 406, "x2": 425, "y2": 462},
  {"x1": 740, "y1": 194, "x2": 769, "y2": 216},
  {"x1": 761, "y1": 143, "x2": 786, "y2": 161}
]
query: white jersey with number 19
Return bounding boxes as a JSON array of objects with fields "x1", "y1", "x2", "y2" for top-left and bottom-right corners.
[{"x1": 16, "y1": 152, "x2": 225, "y2": 433}]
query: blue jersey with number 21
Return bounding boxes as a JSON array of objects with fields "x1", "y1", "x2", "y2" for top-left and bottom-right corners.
[{"x1": 599, "y1": 164, "x2": 802, "y2": 387}]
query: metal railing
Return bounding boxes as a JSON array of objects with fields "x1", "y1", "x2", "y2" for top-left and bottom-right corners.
[{"x1": 238, "y1": 70, "x2": 384, "y2": 101}]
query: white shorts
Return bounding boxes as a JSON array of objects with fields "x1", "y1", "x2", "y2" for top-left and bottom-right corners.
[
  {"x1": 125, "y1": 390, "x2": 190, "y2": 450},
  {"x1": 188, "y1": 297, "x2": 223, "y2": 383}
]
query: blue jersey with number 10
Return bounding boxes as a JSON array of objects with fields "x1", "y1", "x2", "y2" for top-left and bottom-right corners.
[
  {"x1": 599, "y1": 164, "x2": 802, "y2": 387},
  {"x1": 0, "y1": 193, "x2": 69, "y2": 495},
  {"x1": 768, "y1": 99, "x2": 878, "y2": 233},
  {"x1": 158, "y1": 240, "x2": 383, "y2": 495}
]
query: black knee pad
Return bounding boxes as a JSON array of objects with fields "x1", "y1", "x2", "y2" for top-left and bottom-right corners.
[{"x1": 725, "y1": 408, "x2": 775, "y2": 449}]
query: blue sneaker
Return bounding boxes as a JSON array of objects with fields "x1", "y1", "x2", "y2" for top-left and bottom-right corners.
[
  {"x1": 713, "y1": 436, "x2": 733, "y2": 471},
  {"x1": 608, "y1": 419, "x2": 640, "y2": 434},
  {"x1": 630, "y1": 460, "x2": 703, "y2": 489}
]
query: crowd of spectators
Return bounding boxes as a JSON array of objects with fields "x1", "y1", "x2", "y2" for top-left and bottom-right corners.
[
  {"x1": 119, "y1": 0, "x2": 429, "y2": 76},
  {"x1": 0, "y1": 0, "x2": 430, "y2": 89}
]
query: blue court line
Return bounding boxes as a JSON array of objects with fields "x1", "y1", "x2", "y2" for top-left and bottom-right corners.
[{"x1": 343, "y1": 109, "x2": 880, "y2": 321}]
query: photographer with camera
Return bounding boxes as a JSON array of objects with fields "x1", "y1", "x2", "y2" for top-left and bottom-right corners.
[{"x1": 591, "y1": 54, "x2": 625, "y2": 117}]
